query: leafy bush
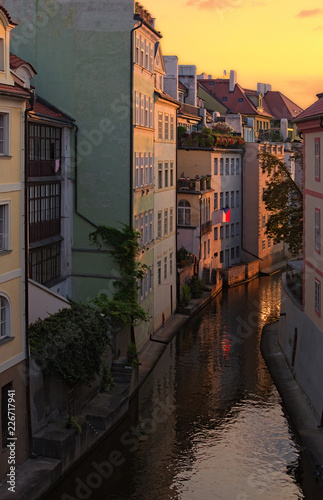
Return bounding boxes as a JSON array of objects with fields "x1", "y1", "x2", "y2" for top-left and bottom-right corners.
[
  {"x1": 181, "y1": 284, "x2": 192, "y2": 307},
  {"x1": 29, "y1": 302, "x2": 111, "y2": 387},
  {"x1": 189, "y1": 275, "x2": 204, "y2": 299}
]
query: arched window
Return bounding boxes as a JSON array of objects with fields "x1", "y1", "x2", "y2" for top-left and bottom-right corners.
[
  {"x1": 0, "y1": 295, "x2": 10, "y2": 339},
  {"x1": 178, "y1": 200, "x2": 191, "y2": 226}
]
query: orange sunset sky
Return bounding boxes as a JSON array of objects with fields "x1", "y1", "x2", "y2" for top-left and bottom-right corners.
[{"x1": 141, "y1": 0, "x2": 323, "y2": 110}]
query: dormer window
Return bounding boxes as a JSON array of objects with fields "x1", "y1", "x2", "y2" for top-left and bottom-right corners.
[
  {"x1": 222, "y1": 97, "x2": 227, "y2": 102},
  {"x1": 0, "y1": 7, "x2": 17, "y2": 86}
]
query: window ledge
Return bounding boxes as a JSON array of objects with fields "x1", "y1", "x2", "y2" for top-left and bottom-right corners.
[
  {"x1": 0, "y1": 249, "x2": 12, "y2": 256},
  {"x1": 0, "y1": 336, "x2": 15, "y2": 346},
  {"x1": 0, "y1": 155, "x2": 12, "y2": 160}
]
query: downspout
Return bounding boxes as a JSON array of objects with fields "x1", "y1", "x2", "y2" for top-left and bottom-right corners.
[
  {"x1": 199, "y1": 194, "x2": 202, "y2": 278},
  {"x1": 24, "y1": 90, "x2": 35, "y2": 456},
  {"x1": 130, "y1": 15, "x2": 143, "y2": 344},
  {"x1": 241, "y1": 148, "x2": 263, "y2": 262}
]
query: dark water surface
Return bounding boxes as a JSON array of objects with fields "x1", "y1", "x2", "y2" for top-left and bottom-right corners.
[{"x1": 43, "y1": 274, "x2": 323, "y2": 500}]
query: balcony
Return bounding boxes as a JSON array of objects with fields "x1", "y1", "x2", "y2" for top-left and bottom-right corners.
[
  {"x1": 285, "y1": 260, "x2": 303, "y2": 306},
  {"x1": 179, "y1": 103, "x2": 200, "y2": 118},
  {"x1": 29, "y1": 159, "x2": 61, "y2": 178},
  {"x1": 201, "y1": 220, "x2": 212, "y2": 235},
  {"x1": 177, "y1": 176, "x2": 211, "y2": 192}
]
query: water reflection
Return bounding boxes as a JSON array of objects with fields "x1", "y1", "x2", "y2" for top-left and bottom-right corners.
[{"x1": 44, "y1": 274, "x2": 323, "y2": 500}]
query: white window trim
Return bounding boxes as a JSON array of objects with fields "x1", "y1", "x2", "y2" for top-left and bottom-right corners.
[
  {"x1": 0, "y1": 199, "x2": 10, "y2": 252},
  {"x1": 0, "y1": 109, "x2": 11, "y2": 157},
  {"x1": 0, "y1": 292, "x2": 12, "y2": 340}
]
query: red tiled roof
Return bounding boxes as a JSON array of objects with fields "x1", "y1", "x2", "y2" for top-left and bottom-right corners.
[
  {"x1": 294, "y1": 94, "x2": 323, "y2": 122},
  {"x1": 0, "y1": 82, "x2": 30, "y2": 98},
  {"x1": 155, "y1": 89, "x2": 180, "y2": 106},
  {"x1": 197, "y1": 81, "x2": 229, "y2": 111},
  {"x1": 264, "y1": 91, "x2": 303, "y2": 121},
  {"x1": 27, "y1": 94, "x2": 75, "y2": 123},
  {"x1": 0, "y1": 5, "x2": 17, "y2": 26},
  {"x1": 10, "y1": 53, "x2": 37, "y2": 74},
  {"x1": 198, "y1": 79, "x2": 273, "y2": 118},
  {"x1": 178, "y1": 81, "x2": 188, "y2": 92}
]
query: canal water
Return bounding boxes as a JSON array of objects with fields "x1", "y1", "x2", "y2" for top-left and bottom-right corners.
[{"x1": 43, "y1": 273, "x2": 323, "y2": 500}]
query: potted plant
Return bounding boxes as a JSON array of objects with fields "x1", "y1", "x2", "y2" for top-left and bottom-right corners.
[{"x1": 127, "y1": 342, "x2": 138, "y2": 365}]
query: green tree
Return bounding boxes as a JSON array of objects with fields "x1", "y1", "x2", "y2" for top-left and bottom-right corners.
[{"x1": 259, "y1": 149, "x2": 303, "y2": 255}]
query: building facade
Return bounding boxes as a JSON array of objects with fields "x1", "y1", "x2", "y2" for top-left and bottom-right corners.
[
  {"x1": 0, "y1": 6, "x2": 30, "y2": 479},
  {"x1": 278, "y1": 94, "x2": 323, "y2": 422}
]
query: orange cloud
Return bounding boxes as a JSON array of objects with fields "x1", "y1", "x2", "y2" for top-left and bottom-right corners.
[
  {"x1": 313, "y1": 25, "x2": 323, "y2": 30},
  {"x1": 296, "y1": 9, "x2": 322, "y2": 18},
  {"x1": 186, "y1": 0, "x2": 241, "y2": 9}
]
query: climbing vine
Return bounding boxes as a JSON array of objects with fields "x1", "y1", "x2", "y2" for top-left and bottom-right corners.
[{"x1": 89, "y1": 224, "x2": 150, "y2": 330}]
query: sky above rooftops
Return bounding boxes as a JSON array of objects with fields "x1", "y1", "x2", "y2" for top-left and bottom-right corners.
[{"x1": 142, "y1": 0, "x2": 323, "y2": 110}]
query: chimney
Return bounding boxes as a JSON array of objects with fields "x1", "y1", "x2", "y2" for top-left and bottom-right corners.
[
  {"x1": 229, "y1": 70, "x2": 237, "y2": 92},
  {"x1": 257, "y1": 83, "x2": 272, "y2": 95}
]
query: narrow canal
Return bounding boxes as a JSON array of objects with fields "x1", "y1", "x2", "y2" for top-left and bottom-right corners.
[{"x1": 43, "y1": 273, "x2": 323, "y2": 499}]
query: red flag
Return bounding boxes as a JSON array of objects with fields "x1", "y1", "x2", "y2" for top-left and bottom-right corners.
[{"x1": 223, "y1": 207, "x2": 230, "y2": 222}]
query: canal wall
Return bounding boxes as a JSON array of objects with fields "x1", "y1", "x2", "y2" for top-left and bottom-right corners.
[{"x1": 278, "y1": 274, "x2": 323, "y2": 422}]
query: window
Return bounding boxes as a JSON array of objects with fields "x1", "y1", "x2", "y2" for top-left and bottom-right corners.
[
  {"x1": 29, "y1": 183, "x2": 61, "y2": 243},
  {"x1": 231, "y1": 223, "x2": 234, "y2": 237},
  {"x1": 164, "y1": 162, "x2": 169, "y2": 188},
  {"x1": 135, "y1": 34, "x2": 140, "y2": 63},
  {"x1": 0, "y1": 38, "x2": 4, "y2": 71},
  {"x1": 157, "y1": 211, "x2": 162, "y2": 238},
  {"x1": 170, "y1": 162, "x2": 174, "y2": 187},
  {"x1": 268, "y1": 238, "x2": 271, "y2": 247},
  {"x1": 178, "y1": 200, "x2": 191, "y2": 226},
  {"x1": 315, "y1": 278, "x2": 321, "y2": 315},
  {"x1": 0, "y1": 296, "x2": 10, "y2": 339},
  {"x1": 149, "y1": 211, "x2": 153, "y2": 241},
  {"x1": 144, "y1": 155, "x2": 149, "y2": 185},
  {"x1": 225, "y1": 225, "x2": 229, "y2": 238},
  {"x1": 0, "y1": 113, "x2": 8, "y2": 156},
  {"x1": 214, "y1": 158, "x2": 218, "y2": 175},
  {"x1": 28, "y1": 124, "x2": 61, "y2": 176},
  {"x1": 144, "y1": 96, "x2": 149, "y2": 127},
  {"x1": 145, "y1": 39, "x2": 149, "y2": 69},
  {"x1": 220, "y1": 226, "x2": 224, "y2": 239},
  {"x1": 214, "y1": 227, "x2": 218, "y2": 240},
  {"x1": 236, "y1": 246, "x2": 240, "y2": 258},
  {"x1": 236, "y1": 190, "x2": 240, "y2": 207},
  {"x1": 158, "y1": 162, "x2": 163, "y2": 189},
  {"x1": 170, "y1": 115, "x2": 174, "y2": 141},
  {"x1": 140, "y1": 95, "x2": 145, "y2": 125},
  {"x1": 231, "y1": 158, "x2": 235, "y2": 175},
  {"x1": 164, "y1": 257, "x2": 167, "y2": 280},
  {"x1": 315, "y1": 208, "x2": 320, "y2": 253},
  {"x1": 262, "y1": 214, "x2": 266, "y2": 228},
  {"x1": 135, "y1": 154, "x2": 139, "y2": 187},
  {"x1": 140, "y1": 36, "x2": 144, "y2": 66},
  {"x1": 220, "y1": 250, "x2": 224, "y2": 263},
  {"x1": 220, "y1": 158, "x2": 224, "y2": 175},
  {"x1": 0, "y1": 203, "x2": 9, "y2": 251},
  {"x1": 170, "y1": 252, "x2": 173, "y2": 275},
  {"x1": 170, "y1": 207, "x2": 173, "y2": 233},
  {"x1": 214, "y1": 193, "x2": 218, "y2": 210},
  {"x1": 236, "y1": 158, "x2": 240, "y2": 175},
  {"x1": 149, "y1": 154, "x2": 153, "y2": 185},
  {"x1": 157, "y1": 261, "x2": 161, "y2": 285},
  {"x1": 29, "y1": 243, "x2": 61, "y2": 285},
  {"x1": 149, "y1": 43, "x2": 154, "y2": 72},
  {"x1": 165, "y1": 114, "x2": 169, "y2": 140},
  {"x1": 140, "y1": 154, "x2": 144, "y2": 187},
  {"x1": 225, "y1": 192, "x2": 229, "y2": 207},
  {"x1": 164, "y1": 209, "x2": 168, "y2": 235},
  {"x1": 262, "y1": 239, "x2": 266, "y2": 250},
  {"x1": 225, "y1": 158, "x2": 229, "y2": 175},
  {"x1": 231, "y1": 247, "x2": 235, "y2": 260},
  {"x1": 149, "y1": 98, "x2": 154, "y2": 128},
  {"x1": 231, "y1": 191, "x2": 234, "y2": 208},
  {"x1": 236, "y1": 222, "x2": 240, "y2": 236},
  {"x1": 315, "y1": 138, "x2": 320, "y2": 181},
  {"x1": 135, "y1": 93, "x2": 140, "y2": 125},
  {"x1": 158, "y1": 112, "x2": 163, "y2": 140},
  {"x1": 220, "y1": 192, "x2": 224, "y2": 209},
  {"x1": 208, "y1": 239, "x2": 210, "y2": 255},
  {"x1": 204, "y1": 241, "x2": 206, "y2": 259}
]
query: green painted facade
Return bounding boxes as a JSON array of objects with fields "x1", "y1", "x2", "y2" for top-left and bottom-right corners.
[{"x1": 5, "y1": 0, "x2": 136, "y2": 301}]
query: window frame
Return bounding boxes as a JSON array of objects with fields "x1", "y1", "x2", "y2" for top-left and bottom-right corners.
[
  {"x1": 0, "y1": 294, "x2": 12, "y2": 340},
  {"x1": 0, "y1": 110, "x2": 10, "y2": 157},
  {"x1": 315, "y1": 278, "x2": 321, "y2": 316},
  {"x1": 315, "y1": 138, "x2": 320, "y2": 182},
  {"x1": 0, "y1": 201, "x2": 10, "y2": 252},
  {"x1": 315, "y1": 208, "x2": 321, "y2": 254}
]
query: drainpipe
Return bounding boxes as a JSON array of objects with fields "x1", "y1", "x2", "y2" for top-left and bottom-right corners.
[
  {"x1": 24, "y1": 90, "x2": 35, "y2": 456},
  {"x1": 129, "y1": 15, "x2": 143, "y2": 344}
]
